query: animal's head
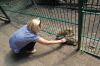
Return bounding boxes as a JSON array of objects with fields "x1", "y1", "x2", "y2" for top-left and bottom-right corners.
[
  {"x1": 65, "y1": 27, "x2": 74, "y2": 37},
  {"x1": 56, "y1": 27, "x2": 74, "y2": 40}
]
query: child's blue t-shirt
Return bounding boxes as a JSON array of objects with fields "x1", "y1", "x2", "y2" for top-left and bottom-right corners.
[{"x1": 9, "y1": 25, "x2": 39, "y2": 53}]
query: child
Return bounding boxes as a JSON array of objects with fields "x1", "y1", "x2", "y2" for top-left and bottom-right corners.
[{"x1": 9, "y1": 18, "x2": 66, "y2": 54}]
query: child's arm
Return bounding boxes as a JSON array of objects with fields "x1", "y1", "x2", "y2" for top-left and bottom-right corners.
[{"x1": 37, "y1": 37, "x2": 66, "y2": 45}]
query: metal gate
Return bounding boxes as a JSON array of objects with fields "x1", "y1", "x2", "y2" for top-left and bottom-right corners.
[{"x1": 79, "y1": 0, "x2": 100, "y2": 57}]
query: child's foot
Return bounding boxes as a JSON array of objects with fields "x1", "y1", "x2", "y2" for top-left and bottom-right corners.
[{"x1": 26, "y1": 49, "x2": 37, "y2": 54}]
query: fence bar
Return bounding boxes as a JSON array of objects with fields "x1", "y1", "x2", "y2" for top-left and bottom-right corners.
[{"x1": 78, "y1": 0, "x2": 84, "y2": 50}]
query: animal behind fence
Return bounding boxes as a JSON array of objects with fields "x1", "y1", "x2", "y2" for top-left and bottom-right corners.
[{"x1": 56, "y1": 27, "x2": 78, "y2": 46}]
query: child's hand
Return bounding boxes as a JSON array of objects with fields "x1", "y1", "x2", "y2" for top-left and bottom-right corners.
[{"x1": 60, "y1": 38, "x2": 67, "y2": 43}]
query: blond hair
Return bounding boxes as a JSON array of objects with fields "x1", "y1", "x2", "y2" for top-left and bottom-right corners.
[{"x1": 27, "y1": 18, "x2": 41, "y2": 33}]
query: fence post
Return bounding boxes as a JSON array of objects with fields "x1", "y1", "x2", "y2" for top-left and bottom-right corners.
[
  {"x1": 77, "y1": 0, "x2": 84, "y2": 50},
  {"x1": 30, "y1": 0, "x2": 37, "y2": 5},
  {"x1": 0, "y1": 6, "x2": 10, "y2": 23}
]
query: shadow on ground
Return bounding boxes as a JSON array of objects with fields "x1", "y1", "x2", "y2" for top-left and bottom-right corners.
[
  {"x1": 4, "y1": 44, "x2": 78, "y2": 66},
  {"x1": 0, "y1": 22, "x2": 8, "y2": 29}
]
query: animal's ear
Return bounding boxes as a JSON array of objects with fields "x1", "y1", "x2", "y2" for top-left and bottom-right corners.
[{"x1": 68, "y1": 27, "x2": 72, "y2": 30}]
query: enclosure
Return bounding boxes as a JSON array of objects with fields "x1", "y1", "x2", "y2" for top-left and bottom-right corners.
[{"x1": 0, "y1": 0, "x2": 100, "y2": 58}]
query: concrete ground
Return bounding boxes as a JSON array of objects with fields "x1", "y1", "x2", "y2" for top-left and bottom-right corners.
[{"x1": 0, "y1": 21, "x2": 100, "y2": 66}]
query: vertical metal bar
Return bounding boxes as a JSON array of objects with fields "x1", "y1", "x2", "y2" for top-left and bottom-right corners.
[
  {"x1": 66, "y1": 0, "x2": 70, "y2": 31},
  {"x1": 77, "y1": 0, "x2": 84, "y2": 50},
  {"x1": 49, "y1": 7, "x2": 54, "y2": 33},
  {"x1": 53, "y1": 6, "x2": 58, "y2": 34},
  {"x1": 41, "y1": 6, "x2": 47, "y2": 30},
  {"x1": 81, "y1": 0, "x2": 87, "y2": 51},
  {"x1": 70, "y1": 0, "x2": 73, "y2": 35},
  {"x1": 91, "y1": 0, "x2": 99, "y2": 54},
  {"x1": 30, "y1": 0, "x2": 36, "y2": 5},
  {"x1": 82, "y1": 11, "x2": 87, "y2": 51},
  {"x1": 86, "y1": 0, "x2": 94, "y2": 52},
  {"x1": 74, "y1": 0, "x2": 77, "y2": 43},
  {"x1": 94, "y1": 19, "x2": 100, "y2": 54}
]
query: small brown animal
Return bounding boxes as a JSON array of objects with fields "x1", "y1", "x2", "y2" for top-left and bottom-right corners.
[{"x1": 56, "y1": 28, "x2": 77, "y2": 46}]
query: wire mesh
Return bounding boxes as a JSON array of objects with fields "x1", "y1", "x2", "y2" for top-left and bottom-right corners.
[
  {"x1": 81, "y1": 0, "x2": 100, "y2": 57},
  {"x1": 0, "y1": 0, "x2": 78, "y2": 35}
]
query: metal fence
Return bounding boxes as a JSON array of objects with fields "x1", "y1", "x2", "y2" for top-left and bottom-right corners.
[
  {"x1": 0, "y1": 0, "x2": 100, "y2": 57},
  {"x1": 80, "y1": 0, "x2": 100, "y2": 57}
]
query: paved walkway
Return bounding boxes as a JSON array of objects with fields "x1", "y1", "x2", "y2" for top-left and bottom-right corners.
[{"x1": 0, "y1": 22, "x2": 99, "y2": 66}]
